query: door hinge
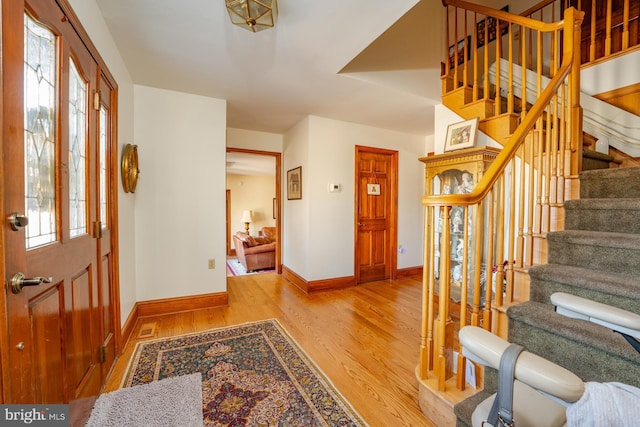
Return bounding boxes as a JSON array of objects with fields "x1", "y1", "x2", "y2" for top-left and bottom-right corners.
[
  {"x1": 93, "y1": 221, "x2": 103, "y2": 239},
  {"x1": 93, "y1": 91, "x2": 101, "y2": 111},
  {"x1": 100, "y1": 345, "x2": 107, "y2": 363}
]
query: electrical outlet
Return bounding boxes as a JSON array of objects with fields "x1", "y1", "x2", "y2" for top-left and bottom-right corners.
[{"x1": 208, "y1": 259, "x2": 215, "y2": 269}]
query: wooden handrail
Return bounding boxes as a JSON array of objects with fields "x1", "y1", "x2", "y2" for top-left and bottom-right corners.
[
  {"x1": 519, "y1": 0, "x2": 639, "y2": 66},
  {"x1": 519, "y1": 0, "x2": 559, "y2": 19},
  {"x1": 444, "y1": 0, "x2": 565, "y2": 31},
  {"x1": 423, "y1": 62, "x2": 571, "y2": 208},
  {"x1": 419, "y1": 4, "x2": 584, "y2": 393}
]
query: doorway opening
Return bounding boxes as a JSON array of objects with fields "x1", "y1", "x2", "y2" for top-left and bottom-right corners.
[{"x1": 226, "y1": 148, "x2": 282, "y2": 276}]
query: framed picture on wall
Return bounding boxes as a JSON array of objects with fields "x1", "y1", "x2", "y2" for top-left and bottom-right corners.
[
  {"x1": 448, "y1": 35, "x2": 471, "y2": 69},
  {"x1": 476, "y1": 5, "x2": 510, "y2": 48},
  {"x1": 287, "y1": 166, "x2": 302, "y2": 200},
  {"x1": 444, "y1": 118, "x2": 479, "y2": 152}
]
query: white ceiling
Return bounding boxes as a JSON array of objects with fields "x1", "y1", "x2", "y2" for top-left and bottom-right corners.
[
  {"x1": 226, "y1": 151, "x2": 275, "y2": 176},
  {"x1": 95, "y1": 0, "x2": 445, "y2": 136}
]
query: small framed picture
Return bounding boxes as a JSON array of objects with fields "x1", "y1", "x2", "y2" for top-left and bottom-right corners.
[
  {"x1": 287, "y1": 166, "x2": 302, "y2": 200},
  {"x1": 448, "y1": 35, "x2": 471, "y2": 69},
  {"x1": 367, "y1": 183, "x2": 381, "y2": 196},
  {"x1": 444, "y1": 118, "x2": 479, "y2": 152}
]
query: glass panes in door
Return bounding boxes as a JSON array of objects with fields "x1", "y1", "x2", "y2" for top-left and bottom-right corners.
[
  {"x1": 99, "y1": 106, "x2": 108, "y2": 227},
  {"x1": 24, "y1": 14, "x2": 57, "y2": 249},
  {"x1": 68, "y1": 58, "x2": 88, "y2": 237}
]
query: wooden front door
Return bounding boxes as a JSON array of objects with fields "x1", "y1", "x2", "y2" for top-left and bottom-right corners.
[
  {"x1": 2, "y1": 0, "x2": 117, "y2": 405},
  {"x1": 355, "y1": 146, "x2": 398, "y2": 283}
]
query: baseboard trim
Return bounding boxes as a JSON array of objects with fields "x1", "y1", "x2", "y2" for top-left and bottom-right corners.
[
  {"x1": 309, "y1": 276, "x2": 356, "y2": 293},
  {"x1": 282, "y1": 265, "x2": 308, "y2": 292},
  {"x1": 118, "y1": 292, "x2": 228, "y2": 353},
  {"x1": 282, "y1": 265, "x2": 356, "y2": 294},
  {"x1": 136, "y1": 292, "x2": 229, "y2": 318},
  {"x1": 397, "y1": 266, "x2": 423, "y2": 278},
  {"x1": 120, "y1": 303, "x2": 139, "y2": 351}
]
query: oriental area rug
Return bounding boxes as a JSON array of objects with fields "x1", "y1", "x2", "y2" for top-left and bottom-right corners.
[{"x1": 122, "y1": 319, "x2": 368, "y2": 426}]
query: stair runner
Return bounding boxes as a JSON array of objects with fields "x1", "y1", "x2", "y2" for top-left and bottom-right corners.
[{"x1": 454, "y1": 166, "x2": 640, "y2": 426}]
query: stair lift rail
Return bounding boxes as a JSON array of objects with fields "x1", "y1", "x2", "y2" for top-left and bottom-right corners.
[{"x1": 551, "y1": 292, "x2": 640, "y2": 354}]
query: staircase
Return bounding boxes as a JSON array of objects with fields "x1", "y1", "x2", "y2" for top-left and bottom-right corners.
[{"x1": 454, "y1": 166, "x2": 640, "y2": 426}]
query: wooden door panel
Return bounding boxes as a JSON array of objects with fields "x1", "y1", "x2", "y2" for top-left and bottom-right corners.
[
  {"x1": 66, "y1": 270, "x2": 92, "y2": 393},
  {"x1": 100, "y1": 254, "x2": 115, "y2": 381},
  {"x1": 355, "y1": 147, "x2": 397, "y2": 283},
  {"x1": 29, "y1": 285, "x2": 64, "y2": 403}
]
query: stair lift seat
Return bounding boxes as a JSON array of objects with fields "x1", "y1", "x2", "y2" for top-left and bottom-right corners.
[
  {"x1": 459, "y1": 326, "x2": 585, "y2": 427},
  {"x1": 551, "y1": 292, "x2": 640, "y2": 343}
]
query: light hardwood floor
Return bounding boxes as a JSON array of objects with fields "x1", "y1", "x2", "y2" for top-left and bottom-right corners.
[{"x1": 105, "y1": 273, "x2": 434, "y2": 427}]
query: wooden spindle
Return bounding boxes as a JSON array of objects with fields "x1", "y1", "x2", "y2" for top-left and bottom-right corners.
[
  {"x1": 605, "y1": 0, "x2": 613, "y2": 56},
  {"x1": 506, "y1": 158, "x2": 516, "y2": 304}
]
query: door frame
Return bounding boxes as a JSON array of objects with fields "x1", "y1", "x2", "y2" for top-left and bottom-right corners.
[
  {"x1": 0, "y1": 0, "x2": 121, "y2": 402},
  {"x1": 226, "y1": 190, "x2": 233, "y2": 256},
  {"x1": 354, "y1": 145, "x2": 399, "y2": 284},
  {"x1": 226, "y1": 148, "x2": 282, "y2": 273}
]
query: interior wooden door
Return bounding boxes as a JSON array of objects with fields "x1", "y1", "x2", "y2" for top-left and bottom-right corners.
[
  {"x1": 355, "y1": 146, "x2": 398, "y2": 283},
  {"x1": 2, "y1": 0, "x2": 114, "y2": 405}
]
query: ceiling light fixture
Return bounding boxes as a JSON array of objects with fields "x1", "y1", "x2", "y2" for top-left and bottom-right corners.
[{"x1": 225, "y1": 0, "x2": 278, "y2": 33}]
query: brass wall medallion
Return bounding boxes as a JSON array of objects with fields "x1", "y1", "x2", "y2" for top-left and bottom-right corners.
[{"x1": 121, "y1": 144, "x2": 139, "y2": 193}]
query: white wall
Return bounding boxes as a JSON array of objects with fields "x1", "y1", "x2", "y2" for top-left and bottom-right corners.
[
  {"x1": 69, "y1": 0, "x2": 137, "y2": 326},
  {"x1": 283, "y1": 115, "x2": 426, "y2": 281},
  {"x1": 282, "y1": 118, "x2": 311, "y2": 277},
  {"x1": 227, "y1": 174, "x2": 276, "y2": 237},
  {"x1": 134, "y1": 85, "x2": 227, "y2": 301},
  {"x1": 227, "y1": 128, "x2": 283, "y2": 153}
]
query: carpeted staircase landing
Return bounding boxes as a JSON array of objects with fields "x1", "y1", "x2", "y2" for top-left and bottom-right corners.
[{"x1": 454, "y1": 166, "x2": 640, "y2": 426}]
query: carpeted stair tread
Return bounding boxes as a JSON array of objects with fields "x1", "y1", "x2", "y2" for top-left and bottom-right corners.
[
  {"x1": 579, "y1": 166, "x2": 640, "y2": 199},
  {"x1": 507, "y1": 302, "x2": 640, "y2": 387},
  {"x1": 454, "y1": 368, "x2": 498, "y2": 427},
  {"x1": 582, "y1": 149, "x2": 614, "y2": 171},
  {"x1": 454, "y1": 390, "x2": 494, "y2": 427},
  {"x1": 582, "y1": 149, "x2": 615, "y2": 162},
  {"x1": 564, "y1": 198, "x2": 640, "y2": 233},
  {"x1": 528, "y1": 264, "x2": 640, "y2": 312},
  {"x1": 548, "y1": 229, "x2": 640, "y2": 249},
  {"x1": 547, "y1": 230, "x2": 640, "y2": 275}
]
